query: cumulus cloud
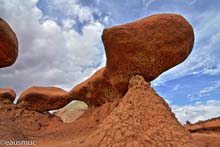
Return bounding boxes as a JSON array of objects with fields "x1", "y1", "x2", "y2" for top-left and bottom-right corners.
[
  {"x1": 0, "y1": 0, "x2": 105, "y2": 96},
  {"x1": 172, "y1": 100, "x2": 220, "y2": 124}
]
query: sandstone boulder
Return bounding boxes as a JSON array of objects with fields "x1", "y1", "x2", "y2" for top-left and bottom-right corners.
[
  {"x1": 103, "y1": 14, "x2": 194, "y2": 84},
  {"x1": 17, "y1": 87, "x2": 72, "y2": 112},
  {"x1": 0, "y1": 88, "x2": 16, "y2": 103},
  {"x1": 0, "y1": 17, "x2": 18, "y2": 68},
  {"x1": 70, "y1": 14, "x2": 194, "y2": 106}
]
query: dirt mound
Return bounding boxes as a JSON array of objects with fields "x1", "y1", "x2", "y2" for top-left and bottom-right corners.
[
  {"x1": 73, "y1": 75, "x2": 198, "y2": 146},
  {"x1": 0, "y1": 103, "x2": 63, "y2": 140}
]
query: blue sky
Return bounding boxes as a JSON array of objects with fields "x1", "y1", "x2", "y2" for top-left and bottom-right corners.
[{"x1": 0, "y1": 0, "x2": 220, "y2": 123}]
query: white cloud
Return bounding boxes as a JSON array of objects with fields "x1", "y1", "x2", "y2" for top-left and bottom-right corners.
[
  {"x1": 0, "y1": 0, "x2": 105, "y2": 96},
  {"x1": 171, "y1": 100, "x2": 220, "y2": 124},
  {"x1": 47, "y1": 0, "x2": 94, "y2": 23},
  {"x1": 200, "y1": 81, "x2": 220, "y2": 94},
  {"x1": 62, "y1": 19, "x2": 76, "y2": 30}
]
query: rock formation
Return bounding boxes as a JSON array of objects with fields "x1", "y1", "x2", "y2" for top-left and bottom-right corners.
[
  {"x1": 0, "y1": 88, "x2": 16, "y2": 104},
  {"x1": 0, "y1": 14, "x2": 205, "y2": 147},
  {"x1": 185, "y1": 117, "x2": 220, "y2": 147},
  {"x1": 74, "y1": 75, "x2": 198, "y2": 147},
  {"x1": 18, "y1": 14, "x2": 194, "y2": 108},
  {"x1": 0, "y1": 17, "x2": 18, "y2": 68},
  {"x1": 0, "y1": 103, "x2": 63, "y2": 141},
  {"x1": 69, "y1": 14, "x2": 194, "y2": 107},
  {"x1": 17, "y1": 87, "x2": 71, "y2": 112}
]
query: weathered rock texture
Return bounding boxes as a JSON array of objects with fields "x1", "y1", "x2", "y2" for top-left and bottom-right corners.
[
  {"x1": 185, "y1": 117, "x2": 220, "y2": 147},
  {"x1": 17, "y1": 87, "x2": 71, "y2": 112},
  {"x1": 0, "y1": 103, "x2": 63, "y2": 141},
  {"x1": 74, "y1": 75, "x2": 198, "y2": 147},
  {"x1": 0, "y1": 88, "x2": 16, "y2": 103},
  {"x1": 0, "y1": 17, "x2": 18, "y2": 68},
  {"x1": 69, "y1": 14, "x2": 194, "y2": 106}
]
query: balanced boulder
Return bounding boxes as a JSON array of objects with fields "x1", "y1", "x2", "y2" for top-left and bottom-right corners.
[
  {"x1": 0, "y1": 17, "x2": 18, "y2": 68},
  {"x1": 0, "y1": 88, "x2": 16, "y2": 104},
  {"x1": 17, "y1": 87, "x2": 72, "y2": 112},
  {"x1": 70, "y1": 14, "x2": 194, "y2": 106}
]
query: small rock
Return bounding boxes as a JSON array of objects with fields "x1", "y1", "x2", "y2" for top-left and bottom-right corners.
[{"x1": 0, "y1": 88, "x2": 16, "y2": 104}]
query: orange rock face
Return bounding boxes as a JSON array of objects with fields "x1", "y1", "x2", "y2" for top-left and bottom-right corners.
[
  {"x1": 0, "y1": 18, "x2": 18, "y2": 68},
  {"x1": 0, "y1": 88, "x2": 16, "y2": 103},
  {"x1": 17, "y1": 87, "x2": 72, "y2": 112},
  {"x1": 70, "y1": 14, "x2": 194, "y2": 106},
  {"x1": 103, "y1": 14, "x2": 194, "y2": 83},
  {"x1": 185, "y1": 117, "x2": 220, "y2": 147}
]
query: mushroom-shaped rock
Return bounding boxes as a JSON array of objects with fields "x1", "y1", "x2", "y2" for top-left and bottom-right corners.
[
  {"x1": 17, "y1": 87, "x2": 72, "y2": 112},
  {"x1": 103, "y1": 14, "x2": 194, "y2": 84},
  {"x1": 0, "y1": 18, "x2": 18, "y2": 68},
  {"x1": 70, "y1": 14, "x2": 194, "y2": 106},
  {"x1": 0, "y1": 88, "x2": 16, "y2": 104}
]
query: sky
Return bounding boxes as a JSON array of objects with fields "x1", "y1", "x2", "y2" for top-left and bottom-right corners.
[{"x1": 0, "y1": 0, "x2": 220, "y2": 124}]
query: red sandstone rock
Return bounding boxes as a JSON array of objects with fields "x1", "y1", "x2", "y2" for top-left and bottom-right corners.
[
  {"x1": 0, "y1": 88, "x2": 16, "y2": 103},
  {"x1": 185, "y1": 117, "x2": 220, "y2": 147},
  {"x1": 69, "y1": 67, "x2": 120, "y2": 106},
  {"x1": 70, "y1": 14, "x2": 194, "y2": 106},
  {"x1": 0, "y1": 17, "x2": 18, "y2": 67},
  {"x1": 103, "y1": 14, "x2": 194, "y2": 83},
  {"x1": 0, "y1": 103, "x2": 63, "y2": 141},
  {"x1": 17, "y1": 87, "x2": 72, "y2": 112}
]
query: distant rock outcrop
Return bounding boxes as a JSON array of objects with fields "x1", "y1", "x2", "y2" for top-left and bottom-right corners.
[
  {"x1": 17, "y1": 87, "x2": 71, "y2": 112},
  {"x1": 0, "y1": 88, "x2": 16, "y2": 104},
  {"x1": 185, "y1": 117, "x2": 220, "y2": 147},
  {"x1": 0, "y1": 17, "x2": 18, "y2": 68},
  {"x1": 54, "y1": 101, "x2": 88, "y2": 123},
  {"x1": 185, "y1": 117, "x2": 220, "y2": 133}
]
